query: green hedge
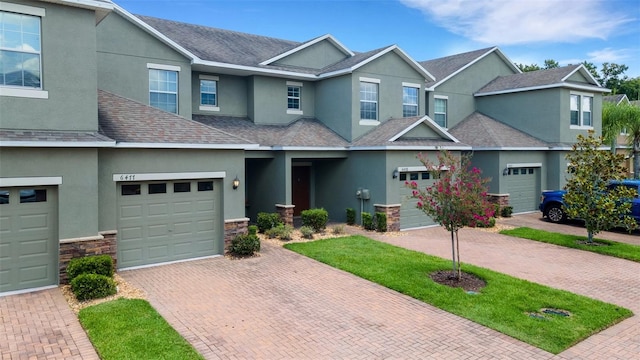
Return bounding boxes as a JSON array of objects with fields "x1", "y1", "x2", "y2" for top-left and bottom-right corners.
[
  {"x1": 301, "y1": 208, "x2": 329, "y2": 232},
  {"x1": 66, "y1": 255, "x2": 114, "y2": 282},
  {"x1": 71, "y1": 273, "x2": 117, "y2": 301}
]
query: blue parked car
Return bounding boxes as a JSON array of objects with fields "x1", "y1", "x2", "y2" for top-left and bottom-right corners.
[{"x1": 539, "y1": 179, "x2": 640, "y2": 224}]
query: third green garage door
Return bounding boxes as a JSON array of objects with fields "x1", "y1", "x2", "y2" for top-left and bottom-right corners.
[{"x1": 117, "y1": 180, "x2": 219, "y2": 269}]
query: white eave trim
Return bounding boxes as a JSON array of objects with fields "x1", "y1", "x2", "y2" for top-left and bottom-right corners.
[
  {"x1": 0, "y1": 141, "x2": 115, "y2": 148},
  {"x1": 475, "y1": 82, "x2": 610, "y2": 97},
  {"x1": 113, "y1": 171, "x2": 225, "y2": 182},
  {"x1": 113, "y1": 142, "x2": 259, "y2": 150},
  {"x1": 471, "y1": 146, "x2": 550, "y2": 151},
  {"x1": 562, "y1": 64, "x2": 602, "y2": 87},
  {"x1": 260, "y1": 34, "x2": 354, "y2": 65},
  {"x1": 0, "y1": 176, "x2": 63, "y2": 187},
  {"x1": 389, "y1": 116, "x2": 460, "y2": 143},
  {"x1": 270, "y1": 146, "x2": 349, "y2": 151},
  {"x1": 351, "y1": 145, "x2": 472, "y2": 151},
  {"x1": 193, "y1": 59, "x2": 318, "y2": 79},
  {"x1": 57, "y1": 0, "x2": 113, "y2": 10}
]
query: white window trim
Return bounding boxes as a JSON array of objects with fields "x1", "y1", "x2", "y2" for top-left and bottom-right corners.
[
  {"x1": 402, "y1": 85, "x2": 419, "y2": 117},
  {"x1": 0, "y1": 2, "x2": 45, "y2": 17},
  {"x1": 569, "y1": 91, "x2": 594, "y2": 129},
  {"x1": 199, "y1": 75, "x2": 219, "y2": 111},
  {"x1": 287, "y1": 109, "x2": 303, "y2": 115},
  {"x1": 147, "y1": 63, "x2": 181, "y2": 72},
  {"x1": 433, "y1": 95, "x2": 448, "y2": 128},
  {"x1": 286, "y1": 82, "x2": 302, "y2": 114},
  {"x1": 359, "y1": 77, "x2": 380, "y2": 84},
  {"x1": 359, "y1": 119, "x2": 380, "y2": 126},
  {"x1": 0, "y1": 87, "x2": 48, "y2": 99},
  {"x1": 402, "y1": 82, "x2": 421, "y2": 89},
  {"x1": 0, "y1": 176, "x2": 61, "y2": 187},
  {"x1": 286, "y1": 81, "x2": 303, "y2": 87},
  {"x1": 360, "y1": 80, "x2": 379, "y2": 122}
]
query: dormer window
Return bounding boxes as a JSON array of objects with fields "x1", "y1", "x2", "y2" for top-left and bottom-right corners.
[{"x1": 570, "y1": 92, "x2": 593, "y2": 128}]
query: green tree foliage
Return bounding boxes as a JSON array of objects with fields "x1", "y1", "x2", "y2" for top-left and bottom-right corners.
[
  {"x1": 600, "y1": 62, "x2": 629, "y2": 94},
  {"x1": 581, "y1": 61, "x2": 600, "y2": 82},
  {"x1": 543, "y1": 59, "x2": 559, "y2": 69},
  {"x1": 564, "y1": 131, "x2": 638, "y2": 243},
  {"x1": 602, "y1": 102, "x2": 640, "y2": 178},
  {"x1": 618, "y1": 77, "x2": 640, "y2": 101},
  {"x1": 407, "y1": 151, "x2": 494, "y2": 279},
  {"x1": 516, "y1": 63, "x2": 540, "y2": 72}
]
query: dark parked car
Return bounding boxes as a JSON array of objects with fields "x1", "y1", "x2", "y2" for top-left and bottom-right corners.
[{"x1": 539, "y1": 179, "x2": 640, "y2": 224}]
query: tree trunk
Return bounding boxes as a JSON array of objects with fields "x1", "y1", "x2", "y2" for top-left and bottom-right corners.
[
  {"x1": 450, "y1": 230, "x2": 456, "y2": 274},
  {"x1": 634, "y1": 140, "x2": 639, "y2": 179},
  {"x1": 455, "y1": 230, "x2": 461, "y2": 280},
  {"x1": 587, "y1": 231, "x2": 594, "y2": 243}
]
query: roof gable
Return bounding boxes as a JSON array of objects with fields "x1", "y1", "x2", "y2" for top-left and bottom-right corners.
[{"x1": 261, "y1": 35, "x2": 353, "y2": 69}]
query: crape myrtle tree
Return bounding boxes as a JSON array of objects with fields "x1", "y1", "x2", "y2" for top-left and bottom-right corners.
[
  {"x1": 406, "y1": 151, "x2": 494, "y2": 280},
  {"x1": 564, "y1": 131, "x2": 638, "y2": 243}
]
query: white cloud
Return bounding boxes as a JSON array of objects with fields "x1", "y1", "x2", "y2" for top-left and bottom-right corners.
[
  {"x1": 586, "y1": 48, "x2": 634, "y2": 63},
  {"x1": 399, "y1": 0, "x2": 633, "y2": 45}
]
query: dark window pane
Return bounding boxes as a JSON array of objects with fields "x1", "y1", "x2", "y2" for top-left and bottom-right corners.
[
  {"x1": 198, "y1": 181, "x2": 214, "y2": 191},
  {"x1": 0, "y1": 190, "x2": 8, "y2": 204},
  {"x1": 410, "y1": 173, "x2": 419, "y2": 181},
  {"x1": 399, "y1": 173, "x2": 406, "y2": 181},
  {"x1": 122, "y1": 184, "x2": 141, "y2": 196},
  {"x1": 149, "y1": 183, "x2": 167, "y2": 194},
  {"x1": 174, "y1": 182, "x2": 191, "y2": 193},
  {"x1": 512, "y1": 169, "x2": 519, "y2": 175},
  {"x1": 529, "y1": 168, "x2": 534, "y2": 174},
  {"x1": 20, "y1": 189, "x2": 46, "y2": 203},
  {"x1": 421, "y1": 172, "x2": 430, "y2": 180}
]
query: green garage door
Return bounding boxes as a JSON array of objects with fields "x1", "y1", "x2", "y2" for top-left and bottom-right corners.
[
  {"x1": 504, "y1": 167, "x2": 540, "y2": 213},
  {"x1": 0, "y1": 187, "x2": 58, "y2": 293},
  {"x1": 399, "y1": 171, "x2": 437, "y2": 230},
  {"x1": 117, "y1": 180, "x2": 219, "y2": 269}
]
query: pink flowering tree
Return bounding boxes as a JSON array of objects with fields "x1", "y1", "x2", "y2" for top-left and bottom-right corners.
[{"x1": 406, "y1": 151, "x2": 494, "y2": 280}]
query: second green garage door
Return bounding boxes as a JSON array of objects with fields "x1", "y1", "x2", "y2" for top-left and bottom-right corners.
[
  {"x1": 399, "y1": 170, "x2": 437, "y2": 230},
  {"x1": 117, "y1": 180, "x2": 220, "y2": 269}
]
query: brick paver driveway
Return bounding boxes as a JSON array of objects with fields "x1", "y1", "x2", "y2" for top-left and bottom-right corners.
[{"x1": 120, "y1": 213, "x2": 639, "y2": 359}]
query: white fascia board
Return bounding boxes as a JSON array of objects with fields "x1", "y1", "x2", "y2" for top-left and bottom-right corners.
[
  {"x1": 562, "y1": 64, "x2": 601, "y2": 87},
  {"x1": 113, "y1": 5, "x2": 197, "y2": 61},
  {"x1": 388, "y1": 115, "x2": 459, "y2": 143},
  {"x1": 270, "y1": 146, "x2": 349, "y2": 151},
  {"x1": 259, "y1": 34, "x2": 354, "y2": 65},
  {"x1": 113, "y1": 142, "x2": 258, "y2": 150},
  {"x1": 193, "y1": 59, "x2": 317, "y2": 79},
  {"x1": 112, "y1": 171, "x2": 225, "y2": 182},
  {"x1": 391, "y1": 46, "x2": 436, "y2": 82},
  {"x1": 506, "y1": 162, "x2": 543, "y2": 168},
  {"x1": 0, "y1": 176, "x2": 63, "y2": 187},
  {"x1": 475, "y1": 82, "x2": 610, "y2": 97},
  {"x1": 58, "y1": 0, "x2": 114, "y2": 10},
  {"x1": 426, "y1": 47, "x2": 499, "y2": 91},
  {"x1": 0, "y1": 141, "x2": 115, "y2": 148},
  {"x1": 471, "y1": 147, "x2": 550, "y2": 151},
  {"x1": 351, "y1": 145, "x2": 472, "y2": 151}
]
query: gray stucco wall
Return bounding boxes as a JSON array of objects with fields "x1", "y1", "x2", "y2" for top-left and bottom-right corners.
[
  {"x1": 96, "y1": 12, "x2": 192, "y2": 118},
  {"x1": 315, "y1": 75, "x2": 353, "y2": 141},
  {"x1": 97, "y1": 148, "x2": 246, "y2": 231},
  {"x1": 248, "y1": 76, "x2": 316, "y2": 124},
  {"x1": 0, "y1": 147, "x2": 100, "y2": 239},
  {"x1": 427, "y1": 51, "x2": 517, "y2": 128},
  {"x1": 274, "y1": 39, "x2": 348, "y2": 69},
  {"x1": 0, "y1": 1, "x2": 98, "y2": 131}
]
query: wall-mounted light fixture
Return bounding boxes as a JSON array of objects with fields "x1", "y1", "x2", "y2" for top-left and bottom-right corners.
[
  {"x1": 232, "y1": 176, "x2": 240, "y2": 190},
  {"x1": 392, "y1": 169, "x2": 399, "y2": 179},
  {"x1": 502, "y1": 168, "x2": 509, "y2": 176}
]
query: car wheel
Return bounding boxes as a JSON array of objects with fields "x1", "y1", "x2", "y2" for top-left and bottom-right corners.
[{"x1": 546, "y1": 204, "x2": 566, "y2": 223}]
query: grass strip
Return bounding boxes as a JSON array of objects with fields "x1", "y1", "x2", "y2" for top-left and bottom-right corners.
[
  {"x1": 500, "y1": 227, "x2": 640, "y2": 262},
  {"x1": 285, "y1": 236, "x2": 632, "y2": 354},
  {"x1": 78, "y1": 298, "x2": 203, "y2": 360}
]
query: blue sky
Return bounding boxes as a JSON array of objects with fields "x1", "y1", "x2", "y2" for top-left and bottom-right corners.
[{"x1": 113, "y1": 0, "x2": 640, "y2": 78}]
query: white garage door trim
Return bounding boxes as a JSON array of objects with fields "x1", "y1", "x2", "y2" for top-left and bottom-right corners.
[{"x1": 113, "y1": 171, "x2": 225, "y2": 182}]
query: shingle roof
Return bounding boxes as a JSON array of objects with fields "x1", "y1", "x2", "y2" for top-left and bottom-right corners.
[
  {"x1": 475, "y1": 65, "x2": 589, "y2": 94},
  {"x1": 192, "y1": 115, "x2": 350, "y2": 148},
  {"x1": 98, "y1": 90, "x2": 254, "y2": 146},
  {"x1": 0, "y1": 129, "x2": 113, "y2": 145},
  {"x1": 352, "y1": 117, "x2": 463, "y2": 148},
  {"x1": 449, "y1": 112, "x2": 549, "y2": 148},
  {"x1": 603, "y1": 94, "x2": 629, "y2": 104},
  {"x1": 419, "y1": 47, "x2": 495, "y2": 87}
]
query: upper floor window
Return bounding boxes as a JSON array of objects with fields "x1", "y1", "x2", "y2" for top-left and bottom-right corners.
[
  {"x1": 148, "y1": 63, "x2": 180, "y2": 113},
  {"x1": 0, "y1": 10, "x2": 42, "y2": 89},
  {"x1": 570, "y1": 93, "x2": 593, "y2": 127},
  {"x1": 286, "y1": 81, "x2": 303, "y2": 114},
  {"x1": 434, "y1": 96, "x2": 447, "y2": 127},
  {"x1": 200, "y1": 79, "x2": 217, "y2": 106},
  {"x1": 402, "y1": 85, "x2": 418, "y2": 117},
  {"x1": 360, "y1": 81, "x2": 378, "y2": 121}
]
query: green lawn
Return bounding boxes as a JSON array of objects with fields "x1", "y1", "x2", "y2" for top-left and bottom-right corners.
[
  {"x1": 78, "y1": 298, "x2": 203, "y2": 360},
  {"x1": 500, "y1": 227, "x2": 640, "y2": 262},
  {"x1": 284, "y1": 236, "x2": 632, "y2": 354}
]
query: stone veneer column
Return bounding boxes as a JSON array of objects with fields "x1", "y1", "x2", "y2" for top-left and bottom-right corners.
[
  {"x1": 275, "y1": 204, "x2": 295, "y2": 227},
  {"x1": 486, "y1": 193, "x2": 510, "y2": 216},
  {"x1": 224, "y1": 218, "x2": 249, "y2": 251},
  {"x1": 58, "y1": 230, "x2": 117, "y2": 284},
  {"x1": 374, "y1": 204, "x2": 401, "y2": 232}
]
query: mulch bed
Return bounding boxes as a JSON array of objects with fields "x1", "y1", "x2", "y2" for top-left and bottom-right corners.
[{"x1": 430, "y1": 270, "x2": 486, "y2": 292}]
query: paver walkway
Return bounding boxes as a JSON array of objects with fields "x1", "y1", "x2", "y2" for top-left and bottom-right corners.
[{"x1": 0, "y1": 288, "x2": 98, "y2": 359}]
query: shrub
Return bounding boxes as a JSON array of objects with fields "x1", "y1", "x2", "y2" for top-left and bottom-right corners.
[
  {"x1": 332, "y1": 224, "x2": 345, "y2": 235},
  {"x1": 70, "y1": 273, "x2": 117, "y2": 301},
  {"x1": 375, "y1": 212, "x2": 387, "y2": 232},
  {"x1": 66, "y1": 255, "x2": 114, "y2": 282},
  {"x1": 266, "y1": 224, "x2": 294, "y2": 241},
  {"x1": 476, "y1": 217, "x2": 496, "y2": 228},
  {"x1": 501, "y1": 206, "x2": 513, "y2": 218},
  {"x1": 346, "y1": 208, "x2": 356, "y2": 225},
  {"x1": 362, "y1": 212, "x2": 375, "y2": 231},
  {"x1": 248, "y1": 225, "x2": 258, "y2": 236},
  {"x1": 229, "y1": 233, "x2": 261, "y2": 256},
  {"x1": 256, "y1": 212, "x2": 282, "y2": 233},
  {"x1": 494, "y1": 203, "x2": 501, "y2": 218},
  {"x1": 300, "y1": 226, "x2": 315, "y2": 239},
  {"x1": 301, "y1": 208, "x2": 329, "y2": 232}
]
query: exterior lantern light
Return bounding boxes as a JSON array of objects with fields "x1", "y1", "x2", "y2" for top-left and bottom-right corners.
[
  {"x1": 232, "y1": 176, "x2": 240, "y2": 189},
  {"x1": 392, "y1": 169, "x2": 399, "y2": 179}
]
